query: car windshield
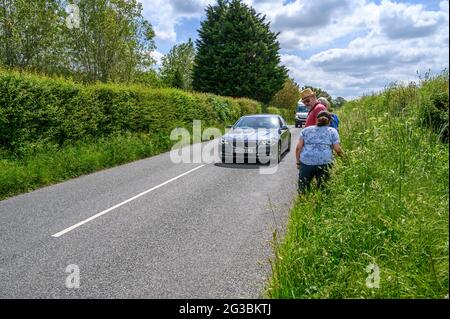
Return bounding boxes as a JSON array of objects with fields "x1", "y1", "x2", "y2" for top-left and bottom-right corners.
[
  {"x1": 234, "y1": 116, "x2": 279, "y2": 129},
  {"x1": 296, "y1": 104, "x2": 308, "y2": 112}
]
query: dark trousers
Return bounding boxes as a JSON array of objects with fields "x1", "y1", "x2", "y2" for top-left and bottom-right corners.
[{"x1": 298, "y1": 162, "x2": 331, "y2": 194}]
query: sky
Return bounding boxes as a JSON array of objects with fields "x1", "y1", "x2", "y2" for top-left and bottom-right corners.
[{"x1": 141, "y1": 0, "x2": 449, "y2": 99}]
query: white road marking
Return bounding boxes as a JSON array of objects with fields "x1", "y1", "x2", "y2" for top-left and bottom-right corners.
[{"x1": 52, "y1": 165, "x2": 206, "y2": 238}]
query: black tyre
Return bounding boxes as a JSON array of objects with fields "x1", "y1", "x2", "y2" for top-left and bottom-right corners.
[{"x1": 277, "y1": 143, "x2": 281, "y2": 163}]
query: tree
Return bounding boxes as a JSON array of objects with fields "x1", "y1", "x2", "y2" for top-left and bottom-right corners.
[
  {"x1": 193, "y1": 0, "x2": 287, "y2": 103},
  {"x1": 160, "y1": 38, "x2": 195, "y2": 90},
  {"x1": 332, "y1": 96, "x2": 347, "y2": 108},
  {"x1": 0, "y1": 0, "x2": 67, "y2": 75},
  {"x1": 270, "y1": 78, "x2": 300, "y2": 121},
  {"x1": 0, "y1": 0, "x2": 157, "y2": 83},
  {"x1": 270, "y1": 78, "x2": 300, "y2": 109},
  {"x1": 65, "y1": 0, "x2": 156, "y2": 83},
  {"x1": 133, "y1": 69, "x2": 165, "y2": 88}
]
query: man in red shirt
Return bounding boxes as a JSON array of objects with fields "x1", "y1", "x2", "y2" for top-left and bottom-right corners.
[{"x1": 300, "y1": 88, "x2": 327, "y2": 127}]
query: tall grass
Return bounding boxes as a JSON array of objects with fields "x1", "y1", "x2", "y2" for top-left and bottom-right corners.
[
  {"x1": 267, "y1": 72, "x2": 449, "y2": 298},
  {"x1": 0, "y1": 132, "x2": 165, "y2": 200}
]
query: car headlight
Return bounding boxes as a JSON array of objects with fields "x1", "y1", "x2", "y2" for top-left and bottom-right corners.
[{"x1": 259, "y1": 139, "x2": 276, "y2": 146}]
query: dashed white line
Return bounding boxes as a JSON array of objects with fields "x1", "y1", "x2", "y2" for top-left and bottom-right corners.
[{"x1": 52, "y1": 165, "x2": 206, "y2": 238}]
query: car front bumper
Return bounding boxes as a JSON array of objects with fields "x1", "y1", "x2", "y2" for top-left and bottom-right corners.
[{"x1": 219, "y1": 143, "x2": 278, "y2": 163}]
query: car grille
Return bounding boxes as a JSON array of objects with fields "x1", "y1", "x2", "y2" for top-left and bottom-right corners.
[{"x1": 221, "y1": 137, "x2": 271, "y2": 161}]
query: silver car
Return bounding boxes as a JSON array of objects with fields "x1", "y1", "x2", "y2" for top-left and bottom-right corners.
[
  {"x1": 219, "y1": 114, "x2": 291, "y2": 164},
  {"x1": 295, "y1": 102, "x2": 308, "y2": 128}
]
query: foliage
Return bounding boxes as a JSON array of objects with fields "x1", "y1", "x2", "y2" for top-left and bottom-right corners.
[
  {"x1": 132, "y1": 69, "x2": 166, "y2": 88},
  {"x1": 0, "y1": 0, "x2": 157, "y2": 84},
  {"x1": 0, "y1": 68, "x2": 262, "y2": 156},
  {"x1": 65, "y1": 0, "x2": 156, "y2": 83},
  {"x1": 193, "y1": 0, "x2": 287, "y2": 104},
  {"x1": 417, "y1": 70, "x2": 449, "y2": 142},
  {"x1": 160, "y1": 39, "x2": 195, "y2": 90},
  {"x1": 266, "y1": 106, "x2": 281, "y2": 115},
  {"x1": 0, "y1": 0, "x2": 66, "y2": 74},
  {"x1": 268, "y1": 72, "x2": 449, "y2": 298},
  {"x1": 266, "y1": 106, "x2": 292, "y2": 124},
  {"x1": 0, "y1": 132, "x2": 163, "y2": 199},
  {"x1": 332, "y1": 96, "x2": 347, "y2": 109},
  {"x1": 270, "y1": 78, "x2": 300, "y2": 122}
]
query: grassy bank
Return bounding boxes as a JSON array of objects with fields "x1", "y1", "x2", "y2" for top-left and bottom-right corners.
[
  {"x1": 0, "y1": 69, "x2": 262, "y2": 200},
  {"x1": 0, "y1": 132, "x2": 171, "y2": 200},
  {"x1": 267, "y1": 72, "x2": 449, "y2": 298}
]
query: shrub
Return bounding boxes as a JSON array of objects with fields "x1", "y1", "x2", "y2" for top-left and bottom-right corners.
[
  {"x1": 267, "y1": 106, "x2": 293, "y2": 123},
  {"x1": 267, "y1": 106, "x2": 282, "y2": 115},
  {"x1": 0, "y1": 69, "x2": 262, "y2": 157}
]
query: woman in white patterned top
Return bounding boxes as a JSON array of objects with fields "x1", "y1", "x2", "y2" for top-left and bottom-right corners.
[{"x1": 295, "y1": 111, "x2": 344, "y2": 194}]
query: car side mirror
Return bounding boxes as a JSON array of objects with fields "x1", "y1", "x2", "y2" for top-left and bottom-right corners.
[
  {"x1": 226, "y1": 125, "x2": 233, "y2": 129},
  {"x1": 278, "y1": 125, "x2": 288, "y2": 134}
]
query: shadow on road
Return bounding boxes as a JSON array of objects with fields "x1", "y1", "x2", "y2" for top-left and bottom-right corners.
[{"x1": 214, "y1": 162, "x2": 263, "y2": 169}]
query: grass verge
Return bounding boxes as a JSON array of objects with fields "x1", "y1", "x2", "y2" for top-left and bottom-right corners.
[{"x1": 267, "y1": 73, "x2": 449, "y2": 298}]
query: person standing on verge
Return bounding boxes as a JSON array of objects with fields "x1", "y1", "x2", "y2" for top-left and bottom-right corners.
[
  {"x1": 295, "y1": 111, "x2": 344, "y2": 194},
  {"x1": 300, "y1": 88, "x2": 327, "y2": 128},
  {"x1": 318, "y1": 97, "x2": 339, "y2": 131}
]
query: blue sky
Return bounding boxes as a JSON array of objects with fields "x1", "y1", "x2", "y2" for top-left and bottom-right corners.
[{"x1": 141, "y1": 0, "x2": 449, "y2": 99}]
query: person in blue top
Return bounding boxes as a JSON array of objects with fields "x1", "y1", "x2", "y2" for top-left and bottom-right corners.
[
  {"x1": 295, "y1": 111, "x2": 344, "y2": 194},
  {"x1": 318, "y1": 97, "x2": 339, "y2": 130}
]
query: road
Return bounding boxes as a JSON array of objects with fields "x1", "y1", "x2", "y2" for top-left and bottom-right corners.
[{"x1": 0, "y1": 127, "x2": 300, "y2": 298}]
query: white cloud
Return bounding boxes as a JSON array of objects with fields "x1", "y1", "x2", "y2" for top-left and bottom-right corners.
[
  {"x1": 265, "y1": 0, "x2": 369, "y2": 50},
  {"x1": 377, "y1": 0, "x2": 448, "y2": 39},
  {"x1": 279, "y1": 0, "x2": 449, "y2": 98},
  {"x1": 142, "y1": 0, "x2": 449, "y2": 99},
  {"x1": 151, "y1": 50, "x2": 165, "y2": 69},
  {"x1": 141, "y1": 0, "x2": 214, "y2": 42}
]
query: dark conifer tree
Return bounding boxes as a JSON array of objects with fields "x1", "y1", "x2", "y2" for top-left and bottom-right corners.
[{"x1": 193, "y1": 0, "x2": 287, "y2": 104}]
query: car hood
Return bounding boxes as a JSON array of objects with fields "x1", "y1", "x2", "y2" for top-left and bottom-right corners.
[{"x1": 223, "y1": 128, "x2": 279, "y2": 141}]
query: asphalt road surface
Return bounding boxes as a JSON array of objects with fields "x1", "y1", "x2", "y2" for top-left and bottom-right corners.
[{"x1": 0, "y1": 127, "x2": 301, "y2": 298}]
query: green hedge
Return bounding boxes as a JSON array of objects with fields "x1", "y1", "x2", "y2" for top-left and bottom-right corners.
[
  {"x1": 0, "y1": 69, "x2": 262, "y2": 199},
  {"x1": 0, "y1": 69, "x2": 262, "y2": 157},
  {"x1": 266, "y1": 106, "x2": 282, "y2": 115}
]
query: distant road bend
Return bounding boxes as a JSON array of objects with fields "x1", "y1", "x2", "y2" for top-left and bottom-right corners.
[{"x1": 0, "y1": 127, "x2": 300, "y2": 298}]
